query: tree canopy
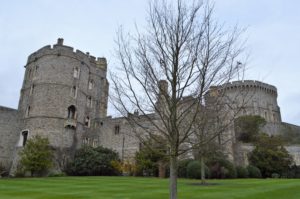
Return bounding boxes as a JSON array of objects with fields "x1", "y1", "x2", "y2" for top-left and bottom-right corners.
[
  {"x1": 19, "y1": 135, "x2": 53, "y2": 176},
  {"x1": 235, "y1": 115, "x2": 266, "y2": 142},
  {"x1": 111, "y1": 0, "x2": 246, "y2": 198}
]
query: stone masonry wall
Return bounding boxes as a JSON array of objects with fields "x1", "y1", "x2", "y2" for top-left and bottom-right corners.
[{"x1": 0, "y1": 106, "x2": 20, "y2": 169}]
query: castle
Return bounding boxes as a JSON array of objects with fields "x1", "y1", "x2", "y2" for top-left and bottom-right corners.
[{"x1": 0, "y1": 39, "x2": 299, "y2": 174}]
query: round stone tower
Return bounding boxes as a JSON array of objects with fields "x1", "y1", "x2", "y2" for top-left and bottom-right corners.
[
  {"x1": 205, "y1": 80, "x2": 282, "y2": 163},
  {"x1": 220, "y1": 80, "x2": 281, "y2": 123},
  {"x1": 15, "y1": 38, "x2": 109, "y2": 170}
]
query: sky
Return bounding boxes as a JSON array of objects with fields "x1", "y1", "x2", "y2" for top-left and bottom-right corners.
[{"x1": 0, "y1": 0, "x2": 299, "y2": 125}]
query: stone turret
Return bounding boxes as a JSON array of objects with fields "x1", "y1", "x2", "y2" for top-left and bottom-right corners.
[
  {"x1": 12, "y1": 38, "x2": 109, "y2": 172},
  {"x1": 218, "y1": 80, "x2": 281, "y2": 123},
  {"x1": 155, "y1": 80, "x2": 169, "y2": 112}
]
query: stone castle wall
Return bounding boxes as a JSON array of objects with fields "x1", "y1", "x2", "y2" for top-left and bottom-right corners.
[
  {"x1": 0, "y1": 106, "x2": 20, "y2": 169},
  {"x1": 1, "y1": 39, "x2": 300, "y2": 174},
  {"x1": 98, "y1": 116, "x2": 141, "y2": 162}
]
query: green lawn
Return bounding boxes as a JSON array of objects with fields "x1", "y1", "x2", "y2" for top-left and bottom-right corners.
[{"x1": 0, "y1": 177, "x2": 300, "y2": 199}]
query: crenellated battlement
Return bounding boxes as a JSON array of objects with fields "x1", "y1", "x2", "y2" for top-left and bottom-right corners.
[
  {"x1": 26, "y1": 38, "x2": 107, "y2": 70},
  {"x1": 220, "y1": 80, "x2": 278, "y2": 96}
]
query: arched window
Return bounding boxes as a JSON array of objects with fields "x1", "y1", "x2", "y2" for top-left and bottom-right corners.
[
  {"x1": 92, "y1": 140, "x2": 98, "y2": 147},
  {"x1": 67, "y1": 105, "x2": 76, "y2": 119},
  {"x1": 88, "y1": 80, "x2": 94, "y2": 90},
  {"x1": 87, "y1": 96, "x2": 92, "y2": 107},
  {"x1": 71, "y1": 86, "x2": 77, "y2": 98},
  {"x1": 85, "y1": 116, "x2": 90, "y2": 127},
  {"x1": 73, "y1": 67, "x2": 80, "y2": 78},
  {"x1": 22, "y1": 131, "x2": 28, "y2": 146}
]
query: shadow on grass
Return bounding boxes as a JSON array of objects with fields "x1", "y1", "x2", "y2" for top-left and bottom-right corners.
[{"x1": 187, "y1": 182, "x2": 221, "y2": 186}]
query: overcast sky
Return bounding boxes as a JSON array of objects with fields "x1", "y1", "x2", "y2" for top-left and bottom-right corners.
[{"x1": 0, "y1": 0, "x2": 299, "y2": 125}]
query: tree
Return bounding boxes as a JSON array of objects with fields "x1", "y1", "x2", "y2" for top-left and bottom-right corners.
[
  {"x1": 67, "y1": 146, "x2": 120, "y2": 176},
  {"x1": 111, "y1": 0, "x2": 245, "y2": 198},
  {"x1": 19, "y1": 135, "x2": 53, "y2": 176},
  {"x1": 249, "y1": 134, "x2": 293, "y2": 177},
  {"x1": 235, "y1": 115, "x2": 266, "y2": 142},
  {"x1": 135, "y1": 136, "x2": 169, "y2": 177}
]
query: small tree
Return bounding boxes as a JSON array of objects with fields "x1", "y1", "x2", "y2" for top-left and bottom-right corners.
[
  {"x1": 19, "y1": 135, "x2": 53, "y2": 176},
  {"x1": 249, "y1": 134, "x2": 293, "y2": 177},
  {"x1": 235, "y1": 115, "x2": 266, "y2": 143},
  {"x1": 135, "y1": 136, "x2": 169, "y2": 177}
]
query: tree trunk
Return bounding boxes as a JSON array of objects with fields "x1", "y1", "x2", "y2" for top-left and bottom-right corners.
[
  {"x1": 169, "y1": 155, "x2": 178, "y2": 199},
  {"x1": 200, "y1": 156, "x2": 206, "y2": 185},
  {"x1": 158, "y1": 161, "x2": 166, "y2": 178}
]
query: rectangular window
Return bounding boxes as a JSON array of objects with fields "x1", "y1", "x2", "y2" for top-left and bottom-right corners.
[{"x1": 114, "y1": 125, "x2": 120, "y2": 135}]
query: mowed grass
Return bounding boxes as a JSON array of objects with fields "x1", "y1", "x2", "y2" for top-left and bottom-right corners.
[{"x1": 0, "y1": 177, "x2": 300, "y2": 199}]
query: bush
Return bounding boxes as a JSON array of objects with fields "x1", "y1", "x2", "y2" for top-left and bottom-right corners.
[
  {"x1": 187, "y1": 160, "x2": 210, "y2": 179},
  {"x1": 67, "y1": 146, "x2": 121, "y2": 176},
  {"x1": 249, "y1": 134, "x2": 293, "y2": 177},
  {"x1": 48, "y1": 172, "x2": 66, "y2": 177},
  {"x1": 14, "y1": 163, "x2": 25, "y2": 178},
  {"x1": 178, "y1": 159, "x2": 193, "y2": 178},
  {"x1": 222, "y1": 161, "x2": 237, "y2": 179},
  {"x1": 289, "y1": 165, "x2": 300, "y2": 178},
  {"x1": 271, "y1": 173, "x2": 280, "y2": 178},
  {"x1": 236, "y1": 166, "x2": 249, "y2": 178},
  {"x1": 247, "y1": 165, "x2": 262, "y2": 178},
  {"x1": 0, "y1": 162, "x2": 9, "y2": 177},
  {"x1": 208, "y1": 157, "x2": 236, "y2": 179}
]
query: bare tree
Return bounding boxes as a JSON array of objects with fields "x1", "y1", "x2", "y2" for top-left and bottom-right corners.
[{"x1": 111, "y1": 0, "x2": 246, "y2": 198}]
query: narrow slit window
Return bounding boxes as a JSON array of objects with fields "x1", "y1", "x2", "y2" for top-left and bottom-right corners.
[
  {"x1": 30, "y1": 84, "x2": 34, "y2": 95},
  {"x1": 73, "y1": 67, "x2": 80, "y2": 78},
  {"x1": 26, "y1": 106, "x2": 31, "y2": 117},
  {"x1": 114, "y1": 125, "x2": 120, "y2": 135},
  {"x1": 71, "y1": 86, "x2": 77, "y2": 98}
]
